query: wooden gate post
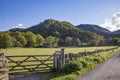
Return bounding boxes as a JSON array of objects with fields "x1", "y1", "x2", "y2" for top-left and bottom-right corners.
[
  {"x1": 0, "y1": 53, "x2": 9, "y2": 80},
  {"x1": 53, "y1": 48, "x2": 65, "y2": 70},
  {"x1": 61, "y1": 48, "x2": 65, "y2": 68},
  {"x1": 54, "y1": 51, "x2": 61, "y2": 70}
]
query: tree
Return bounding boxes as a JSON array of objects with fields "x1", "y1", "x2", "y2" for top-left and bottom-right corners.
[
  {"x1": 18, "y1": 35, "x2": 27, "y2": 47},
  {"x1": 9, "y1": 31, "x2": 27, "y2": 47},
  {"x1": 14, "y1": 41, "x2": 23, "y2": 47},
  {"x1": 0, "y1": 33, "x2": 12, "y2": 48},
  {"x1": 53, "y1": 37, "x2": 59, "y2": 47},
  {"x1": 110, "y1": 38, "x2": 120, "y2": 45},
  {"x1": 89, "y1": 33, "x2": 99, "y2": 46},
  {"x1": 89, "y1": 33, "x2": 105, "y2": 46},
  {"x1": 65, "y1": 37, "x2": 73, "y2": 46},
  {"x1": 98, "y1": 36, "x2": 105, "y2": 45},
  {"x1": 72, "y1": 38, "x2": 81, "y2": 46},
  {"x1": 25, "y1": 31, "x2": 36, "y2": 47},
  {"x1": 45, "y1": 36, "x2": 58, "y2": 47},
  {"x1": 36, "y1": 34, "x2": 45, "y2": 47}
]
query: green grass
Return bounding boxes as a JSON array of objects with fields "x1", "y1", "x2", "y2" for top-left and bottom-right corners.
[{"x1": 0, "y1": 46, "x2": 115, "y2": 56}]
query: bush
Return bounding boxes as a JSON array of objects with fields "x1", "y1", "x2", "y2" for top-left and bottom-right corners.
[
  {"x1": 79, "y1": 59, "x2": 89, "y2": 67},
  {"x1": 62, "y1": 61, "x2": 83, "y2": 73}
]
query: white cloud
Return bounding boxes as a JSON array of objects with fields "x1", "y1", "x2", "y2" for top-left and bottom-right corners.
[
  {"x1": 100, "y1": 12, "x2": 120, "y2": 32},
  {"x1": 12, "y1": 24, "x2": 24, "y2": 28}
]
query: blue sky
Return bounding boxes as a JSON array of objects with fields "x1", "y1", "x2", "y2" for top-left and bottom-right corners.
[{"x1": 0, "y1": 0, "x2": 120, "y2": 31}]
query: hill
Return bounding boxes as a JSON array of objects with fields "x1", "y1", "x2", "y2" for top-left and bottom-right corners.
[
  {"x1": 76, "y1": 24, "x2": 112, "y2": 37},
  {"x1": 26, "y1": 19, "x2": 83, "y2": 38},
  {"x1": 9, "y1": 28, "x2": 24, "y2": 32},
  {"x1": 113, "y1": 30, "x2": 120, "y2": 34},
  {"x1": 113, "y1": 30, "x2": 120, "y2": 37},
  {"x1": 24, "y1": 19, "x2": 105, "y2": 46}
]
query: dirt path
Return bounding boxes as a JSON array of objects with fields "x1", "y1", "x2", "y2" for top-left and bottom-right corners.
[
  {"x1": 9, "y1": 72, "x2": 49, "y2": 80},
  {"x1": 77, "y1": 50, "x2": 120, "y2": 80}
]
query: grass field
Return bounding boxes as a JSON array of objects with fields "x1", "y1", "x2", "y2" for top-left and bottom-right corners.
[{"x1": 0, "y1": 46, "x2": 115, "y2": 56}]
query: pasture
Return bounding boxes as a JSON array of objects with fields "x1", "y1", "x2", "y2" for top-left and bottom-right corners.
[{"x1": 0, "y1": 46, "x2": 115, "y2": 56}]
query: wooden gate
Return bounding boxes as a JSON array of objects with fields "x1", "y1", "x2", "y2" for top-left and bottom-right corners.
[{"x1": 6, "y1": 55, "x2": 53, "y2": 73}]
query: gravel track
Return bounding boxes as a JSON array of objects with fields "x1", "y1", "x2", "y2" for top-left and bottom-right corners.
[{"x1": 77, "y1": 50, "x2": 120, "y2": 80}]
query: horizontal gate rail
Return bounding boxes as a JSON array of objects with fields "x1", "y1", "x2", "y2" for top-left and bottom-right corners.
[
  {"x1": 7, "y1": 55, "x2": 53, "y2": 57},
  {"x1": 8, "y1": 59, "x2": 53, "y2": 63}
]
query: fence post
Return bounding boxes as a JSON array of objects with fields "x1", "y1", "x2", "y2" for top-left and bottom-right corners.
[
  {"x1": 0, "y1": 53, "x2": 9, "y2": 80},
  {"x1": 61, "y1": 48, "x2": 65, "y2": 68},
  {"x1": 53, "y1": 48, "x2": 65, "y2": 70}
]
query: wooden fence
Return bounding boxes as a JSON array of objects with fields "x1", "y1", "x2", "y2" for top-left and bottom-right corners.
[
  {"x1": 0, "y1": 53, "x2": 9, "y2": 80},
  {"x1": 65, "y1": 47, "x2": 119, "y2": 63},
  {"x1": 6, "y1": 55, "x2": 53, "y2": 73}
]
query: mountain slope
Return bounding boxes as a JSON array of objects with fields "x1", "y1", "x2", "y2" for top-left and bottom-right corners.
[
  {"x1": 25, "y1": 19, "x2": 104, "y2": 44},
  {"x1": 113, "y1": 30, "x2": 120, "y2": 37},
  {"x1": 9, "y1": 28, "x2": 24, "y2": 32},
  {"x1": 76, "y1": 24, "x2": 112, "y2": 37},
  {"x1": 113, "y1": 30, "x2": 120, "y2": 34},
  {"x1": 26, "y1": 19, "x2": 84, "y2": 38}
]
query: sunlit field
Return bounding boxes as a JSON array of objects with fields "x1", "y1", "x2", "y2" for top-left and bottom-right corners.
[{"x1": 0, "y1": 46, "x2": 115, "y2": 56}]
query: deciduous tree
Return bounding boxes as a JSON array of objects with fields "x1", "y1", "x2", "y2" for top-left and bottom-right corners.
[{"x1": 0, "y1": 33, "x2": 12, "y2": 48}]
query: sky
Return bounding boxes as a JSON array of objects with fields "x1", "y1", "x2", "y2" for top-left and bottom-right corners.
[{"x1": 0, "y1": 0, "x2": 120, "y2": 31}]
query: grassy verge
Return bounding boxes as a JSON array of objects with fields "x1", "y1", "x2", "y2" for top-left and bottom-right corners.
[{"x1": 49, "y1": 48, "x2": 120, "y2": 80}]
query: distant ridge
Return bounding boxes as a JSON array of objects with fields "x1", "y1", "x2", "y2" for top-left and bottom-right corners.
[{"x1": 76, "y1": 24, "x2": 113, "y2": 37}]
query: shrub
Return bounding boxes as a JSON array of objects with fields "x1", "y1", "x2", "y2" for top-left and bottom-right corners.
[
  {"x1": 62, "y1": 61, "x2": 83, "y2": 73},
  {"x1": 79, "y1": 59, "x2": 89, "y2": 67},
  {"x1": 84, "y1": 56, "x2": 94, "y2": 62},
  {"x1": 93, "y1": 57, "x2": 101, "y2": 64}
]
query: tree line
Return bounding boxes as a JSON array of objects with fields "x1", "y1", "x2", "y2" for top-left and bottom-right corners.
[{"x1": 0, "y1": 31, "x2": 120, "y2": 48}]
